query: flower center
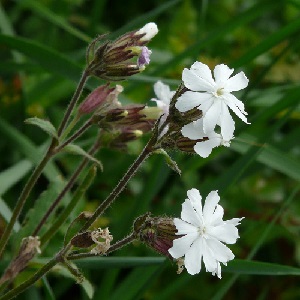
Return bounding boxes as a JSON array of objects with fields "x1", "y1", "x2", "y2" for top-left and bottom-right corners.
[
  {"x1": 213, "y1": 88, "x2": 224, "y2": 98},
  {"x1": 198, "y1": 226, "x2": 206, "y2": 236}
]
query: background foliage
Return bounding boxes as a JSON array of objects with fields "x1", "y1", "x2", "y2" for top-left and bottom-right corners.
[{"x1": 1, "y1": 0, "x2": 300, "y2": 299}]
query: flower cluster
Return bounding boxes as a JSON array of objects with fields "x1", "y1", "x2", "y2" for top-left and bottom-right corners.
[
  {"x1": 88, "y1": 23, "x2": 158, "y2": 81},
  {"x1": 153, "y1": 62, "x2": 249, "y2": 157}
]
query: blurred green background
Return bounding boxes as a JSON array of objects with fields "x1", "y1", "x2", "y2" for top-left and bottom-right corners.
[{"x1": 1, "y1": 0, "x2": 300, "y2": 299}]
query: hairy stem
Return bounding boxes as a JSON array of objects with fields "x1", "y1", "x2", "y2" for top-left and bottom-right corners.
[
  {"x1": 33, "y1": 141, "x2": 100, "y2": 238},
  {"x1": 80, "y1": 139, "x2": 154, "y2": 233},
  {"x1": 57, "y1": 70, "x2": 89, "y2": 137},
  {"x1": 55, "y1": 119, "x2": 93, "y2": 154}
]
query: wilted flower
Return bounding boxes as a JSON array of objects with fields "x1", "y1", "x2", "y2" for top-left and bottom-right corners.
[
  {"x1": 176, "y1": 62, "x2": 249, "y2": 140},
  {"x1": 181, "y1": 118, "x2": 233, "y2": 158},
  {"x1": 90, "y1": 228, "x2": 113, "y2": 255},
  {"x1": 169, "y1": 188, "x2": 243, "y2": 277}
]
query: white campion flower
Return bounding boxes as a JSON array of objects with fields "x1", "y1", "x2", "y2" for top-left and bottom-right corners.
[
  {"x1": 151, "y1": 81, "x2": 175, "y2": 121},
  {"x1": 175, "y1": 62, "x2": 249, "y2": 140},
  {"x1": 182, "y1": 119, "x2": 233, "y2": 158},
  {"x1": 168, "y1": 188, "x2": 243, "y2": 277}
]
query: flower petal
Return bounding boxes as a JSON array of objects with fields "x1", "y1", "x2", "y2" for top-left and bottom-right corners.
[
  {"x1": 210, "y1": 204, "x2": 224, "y2": 226},
  {"x1": 224, "y1": 71, "x2": 249, "y2": 92},
  {"x1": 203, "y1": 100, "x2": 222, "y2": 134},
  {"x1": 187, "y1": 188, "x2": 203, "y2": 217},
  {"x1": 223, "y1": 94, "x2": 249, "y2": 124},
  {"x1": 184, "y1": 237, "x2": 203, "y2": 275},
  {"x1": 203, "y1": 191, "x2": 220, "y2": 222},
  {"x1": 181, "y1": 199, "x2": 202, "y2": 227},
  {"x1": 194, "y1": 138, "x2": 221, "y2": 158},
  {"x1": 168, "y1": 232, "x2": 198, "y2": 259},
  {"x1": 176, "y1": 91, "x2": 212, "y2": 112},
  {"x1": 153, "y1": 81, "x2": 174, "y2": 105},
  {"x1": 224, "y1": 92, "x2": 247, "y2": 114},
  {"x1": 207, "y1": 223, "x2": 240, "y2": 244},
  {"x1": 206, "y1": 238, "x2": 234, "y2": 263},
  {"x1": 183, "y1": 63, "x2": 215, "y2": 92},
  {"x1": 213, "y1": 64, "x2": 234, "y2": 86},
  {"x1": 202, "y1": 240, "x2": 218, "y2": 273},
  {"x1": 219, "y1": 102, "x2": 235, "y2": 141},
  {"x1": 181, "y1": 120, "x2": 206, "y2": 139},
  {"x1": 174, "y1": 218, "x2": 198, "y2": 235}
]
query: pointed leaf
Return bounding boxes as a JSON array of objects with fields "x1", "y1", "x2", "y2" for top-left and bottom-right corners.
[
  {"x1": 25, "y1": 117, "x2": 58, "y2": 139},
  {"x1": 154, "y1": 149, "x2": 181, "y2": 175},
  {"x1": 63, "y1": 144, "x2": 103, "y2": 171}
]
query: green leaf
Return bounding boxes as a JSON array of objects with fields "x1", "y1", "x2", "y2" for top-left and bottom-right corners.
[
  {"x1": 225, "y1": 259, "x2": 300, "y2": 275},
  {"x1": 111, "y1": 265, "x2": 163, "y2": 300},
  {"x1": 57, "y1": 262, "x2": 94, "y2": 299},
  {"x1": 0, "y1": 34, "x2": 82, "y2": 83},
  {"x1": 63, "y1": 144, "x2": 103, "y2": 170},
  {"x1": 154, "y1": 149, "x2": 181, "y2": 175},
  {"x1": 0, "y1": 116, "x2": 63, "y2": 182},
  {"x1": 151, "y1": 0, "x2": 283, "y2": 75},
  {"x1": 12, "y1": 182, "x2": 65, "y2": 247},
  {"x1": 0, "y1": 197, "x2": 21, "y2": 232},
  {"x1": 17, "y1": 0, "x2": 91, "y2": 43},
  {"x1": 232, "y1": 135, "x2": 300, "y2": 181},
  {"x1": 75, "y1": 257, "x2": 165, "y2": 269},
  {"x1": 25, "y1": 117, "x2": 58, "y2": 139},
  {"x1": 0, "y1": 160, "x2": 32, "y2": 196},
  {"x1": 232, "y1": 16, "x2": 300, "y2": 68}
]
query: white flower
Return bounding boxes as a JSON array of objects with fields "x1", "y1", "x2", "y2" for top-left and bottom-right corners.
[
  {"x1": 175, "y1": 62, "x2": 249, "y2": 140},
  {"x1": 182, "y1": 119, "x2": 233, "y2": 158},
  {"x1": 136, "y1": 22, "x2": 158, "y2": 41},
  {"x1": 168, "y1": 188, "x2": 243, "y2": 277}
]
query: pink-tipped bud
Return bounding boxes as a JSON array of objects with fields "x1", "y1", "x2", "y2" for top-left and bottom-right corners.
[{"x1": 79, "y1": 84, "x2": 115, "y2": 115}]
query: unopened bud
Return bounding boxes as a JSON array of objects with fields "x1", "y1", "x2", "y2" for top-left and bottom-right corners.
[
  {"x1": 79, "y1": 84, "x2": 115, "y2": 115},
  {"x1": 134, "y1": 215, "x2": 178, "y2": 258},
  {"x1": 135, "y1": 22, "x2": 159, "y2": 41}
]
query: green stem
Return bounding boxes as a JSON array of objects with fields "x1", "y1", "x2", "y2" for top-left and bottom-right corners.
[
  {"x1": 59, "y1": 113, "x2": 81, "y2": 142},
  {"x1": 0, "y1": 145, "x2": 54, "y2": 258},
  {"x1": 80, "y1": 139, "x2": 153, "y2": 233},
  {"x1": 55, "y1": 119, "x2": 93, "y2": 154},
  {"x1": 57, "y1": 70, "x2": 89, "y2": 137},
  {"x1": 0, "y1": 258, "x2": 57, "y2": 300},
  {"x1": 40, "y1": 161, "x2": 98, "y2": 244}
]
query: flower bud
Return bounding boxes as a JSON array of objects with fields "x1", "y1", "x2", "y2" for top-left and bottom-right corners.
[
  {"x1": 135, "y1": 22, "x2": 158, "y2": 41},
  {"x1": 87, "y1": 23, "x2": 158, "y2": 80},
  {"x1": 134, "y1": 215, "x2": 178, "y2": 258},
  {"x1": 78, "y1": 84, "x2": 115, "y2": 115}
]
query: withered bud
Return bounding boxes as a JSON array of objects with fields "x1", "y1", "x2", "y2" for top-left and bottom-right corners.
[
  {"x1": 134, "y1": 215, "x2": 178, "y2": 258},
  {"x1": 70, "y1": 231, "x2": 95, "y2": 248},
  {"x1": 87, "y1": 23, "x2": 158, "y2": 81},
  {"x1": 0, "y1": 236, "x2": 41, "y2": 284},
  {"x1": 78, "y1": 84, "x2": 115, "y2": 115}
]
